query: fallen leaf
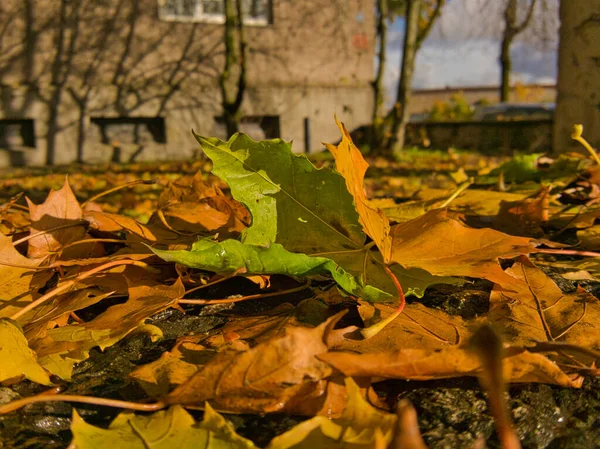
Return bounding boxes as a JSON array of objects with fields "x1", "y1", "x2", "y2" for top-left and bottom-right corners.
[
  {"x1": 493, "y1": 185, "x2": 551, "y2": 236},
  {"x1": 161, "y1": 313, "x2": 343, "y2": 414},
  {"x1": 22, "y1": 288, "x2": 114, "y2": 340},
  {"x1": 325, "y1": 118, "x2": 392, "y2": 261},
  {"x1": 0, "y1": 318, "x2": 51, "y2": 385},
  {"x1": 389, "y1": 209, "x2": 537, "y2": 290},
  {"x1": 26, "y1": 178, "x2": 88, "y2": 259},
  {"x1": 155, "y1": 173, "x2": 250, "y2": 236},
  {"x1": 84, "y1": 209, "x2": 158, "y2": 241},
  {"x1": 195, "y1": 132, "x2": 365, "y2": 254},
  {"x1": 0, "y1": 233, "x2": 51, "y2": 319},
  {"x1": 152, "y1": 238, "x2": 393, "y2": 302},
  {"x1": 70, "y1": 404, "x2": 257, "y2": 449},
  {"x1": 30, "y1": 278, "x2": 184, "y2": 379},
  {"x1": 488, "y1": 255, "x2": 600, "y2": 367},
  {"x1": 265, "y1": 377, "x2": 397, "y2": 449}
]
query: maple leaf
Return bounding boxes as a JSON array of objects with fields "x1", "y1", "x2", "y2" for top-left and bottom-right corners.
[
  {"x1": 0, "y1": 233, "x2": 53, "y2": 319},
  {"x1": 159, "y1": 312, "x2": 344, "y2": 415},
  {"x1": 492, "y1": 185, "x2": 552, "y2": 237},
  {"x1": 70, "y1": 404, "x2": 257, "y2": 449},
  {"x1": 320, "y1": 255, "x2": 600, "y2": 387},
  {"x1": 389, "y1": 209, "x2": 538, "y2": 290},
  {"x1": 194, "y1": 132, "x2": 365, "y2": 254},
  {"x1": 325, "y1": 117, "x2": 392, "y2": 262},
  {"x1": 30, "y1": 278, "x2": 184, "y2": 380},
  {"x1": 158, "y1": 132, "x2": 459, "y2": 301},
  {"x1": 487, "y1": 255, "x2": 600, "y2": 367},
  {"x1": 266, "y1": 377, "x2": 397, "y2": 449},
  {"x1": 151, "y1": 238, "x2": 393, "y2": 302},
  {"x1": 84, "y1": 209, "x2": 159, "y2": 241},
  {"x1": 25, "y1": 178, "x2": 89, "y2": 260},
  {"x1": 154, "y1": 173, "x2": 250, "y2": 236},
  {"x1": 0, "y1": 318, "x2": 51, "y2": 385}
]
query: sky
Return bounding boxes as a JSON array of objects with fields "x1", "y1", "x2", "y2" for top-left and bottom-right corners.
[{"x1": 383, "y1": 0, "x2": 560, "y2": 95}]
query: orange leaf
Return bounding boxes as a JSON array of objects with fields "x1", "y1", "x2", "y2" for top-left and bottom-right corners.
[
  {"x1": 326, "y1": 117, "x2": 392, "y2": 262},
  {"x1": 389, "y1": 209, "x2": 537, "y2": 290},
  {"x1": 26, "y1": 178, "x2": 88, "y2": 260}
]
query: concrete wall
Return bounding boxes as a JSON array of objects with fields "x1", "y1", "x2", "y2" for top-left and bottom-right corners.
[
  {"x1": 553, "y1": 1, "x2": 600, "y2": 153},
  {"x1": 0, "y1": 0, "x2": 374, "y2": 166}
]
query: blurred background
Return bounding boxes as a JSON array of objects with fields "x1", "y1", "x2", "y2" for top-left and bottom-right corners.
[{"x1": 0, "y1": 0, "x2": 596, "y2": 166}]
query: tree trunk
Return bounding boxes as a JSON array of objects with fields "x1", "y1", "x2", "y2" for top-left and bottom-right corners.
[
  {"x1": 553, "y1": 0, "x2": 600, "y2": 153},
  {"x1": 74, "y1": 92, "x2": 89, "y2": 163},
  {"x1": 385, "y1": 0, "x2": 422, "y2": 154},
  {"x1": 499, "y1": 0, "x2": 538, "y2": 103},
  {"x1": 220, "y1": 0, "x2": 246, "y2": 137},
  {"x1": 370, "y1": 0, "x2": 388, "y2": 152},
  {"x1": 499, "y1": 33, "x2": 513, "y2": 102}
]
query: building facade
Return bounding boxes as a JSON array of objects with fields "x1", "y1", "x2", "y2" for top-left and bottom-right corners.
[{"x1": 0, "y1": 0, "x2": 375, "y2": 166}]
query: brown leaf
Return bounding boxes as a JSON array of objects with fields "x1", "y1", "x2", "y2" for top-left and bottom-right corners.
[
  {"x1": 0, "y1": 233, "x2": 51, "y2": 319},
  {"x1": 488, "y1": 256, "x2": 600, "y2": 367},
  {"x1": 130, "y1": 303, "x2": 309, "y2": 397},
  {"x1": 493, "y1": 186, "x2": 551, "y2": 237},
  {"x1": 26, "y1": 178, "x2": 88, "y2": 259},
  {"x1": 154, "y1": 173, "x2": 250, "y2": 236},
  {"x1": 321, "y1": 266, "x2": 590, "y2": 387},
  {"x1": 83, "y1": 210, "x2": 158, "y2": 242},
  {"x1": 389, "y1": 209, "x2": 537, "y2": 289},
  {"x1": 161, "y1": 312, "x2": 344, "y2": 414},
  {"x1": 326, "y1": 118, "x2": 392, "y2": 261},
  {"x1": 22, "y1": 288, "x2": 113, "y2": 340},
  {"x1": 330, "y1": 302, "x2": 470, "y2": 354},
  {"x1": 30, "y1": 277, "x2": 184, "y2": 380}
]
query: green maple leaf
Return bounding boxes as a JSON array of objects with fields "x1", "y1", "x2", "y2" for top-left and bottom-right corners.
[
  {"x1": 152, "y1": 239, "x2": 393, "y2": 302},
  {"x1": 195, "y1": 133, "x2": 364, "y2": 254}
]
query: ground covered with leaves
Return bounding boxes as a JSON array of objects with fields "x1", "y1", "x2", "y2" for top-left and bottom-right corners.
[{"x1": 1, "y1": 121, "x2": 600, "y2": 448}]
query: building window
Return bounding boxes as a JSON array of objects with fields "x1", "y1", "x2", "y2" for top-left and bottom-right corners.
[
  {"x1": 0, "y1": 119, "x2": 36, "y2": 167},
  {"x1": 213, "y1": 116, "x2": 280, "y2": 141},
  {"x1": 158, "y1": 0, "x2": 271, "y2": 25},
  {"x1": 91, "y1": 117, "x2": 166, "y2": 163}
]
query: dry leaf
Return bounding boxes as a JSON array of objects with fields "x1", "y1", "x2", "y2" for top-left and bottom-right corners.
[
  {"x1": 325, "y1": 118, "x2": 392, "y2": 261},
  {"x1": 26, "y1": 178, "x2": 88, "y2": 259},
  {"x1": 161, "y1": 312, "x2": 344, "y2": 414},
  {"x1": 389, "y1": 209, "x2": 537, "y2": 290}
]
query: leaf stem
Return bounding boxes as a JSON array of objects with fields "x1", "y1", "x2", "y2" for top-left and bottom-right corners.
[
  {"x1": 10, "y1": 259, "x2": 153, "y2": 321},
  {"x1": 536, "y1": 248, "x2": 600, "y2": 258},
  {"x1": 178, "y1": 281, "x2": 311, "y2": 305},
  {"x1": 361, "y1": 265, "x2": 405, "y2": 339},
  {"x1": 438, "y1": 178, "x2": 473, "y2": 209},
  {"x1": 81, "y1": 179, "x2": 156, "y2": 208},
  {"x1": 181, "y1": 268, "x2": 246, "y2": 297},
  {"x1": 0, "y1": 393, "x2": 165, "y2": 415},
  {"x1": 571, "y1": 124, "x2": 600, "y2": 166},
  {"x1": 12, "y1": 220, "x2": 88, "y2": 246}
]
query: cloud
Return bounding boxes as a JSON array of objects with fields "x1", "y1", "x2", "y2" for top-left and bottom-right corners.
[{"x1": 383, "y1": 0, "x2": 559, "y2": 94}]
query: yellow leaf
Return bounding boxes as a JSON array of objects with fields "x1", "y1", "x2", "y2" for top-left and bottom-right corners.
[
  {"x1": 0, "y1": 319, "x2": 51, "y2": 385},
  {"x1": 70, "y1": 404, "x2": 257, "y2": 448},
  {"x1": 326, "y1": 117, "x2": 392, "y2": 262},
  {"x1": 266, "y1": 377, "x2": 397, "y2": 449}
]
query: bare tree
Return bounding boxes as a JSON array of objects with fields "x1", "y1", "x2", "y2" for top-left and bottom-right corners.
[
  {"x1": 370, "y1": 0, "x2": 388, "y2": 151},
  {"x1": 372, "y1": 0, "x2": 445, "y2": 155},
  {"x1": 220, "y1": 0, "x2": 247, "y2": 137},
  {"x1": 499, "y1": 0, "x2": 538, "y2": 102}
]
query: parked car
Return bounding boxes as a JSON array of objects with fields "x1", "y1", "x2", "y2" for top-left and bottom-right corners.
[{"x1": 472, "y1": 103, "x2": 555, "y2": 121}]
